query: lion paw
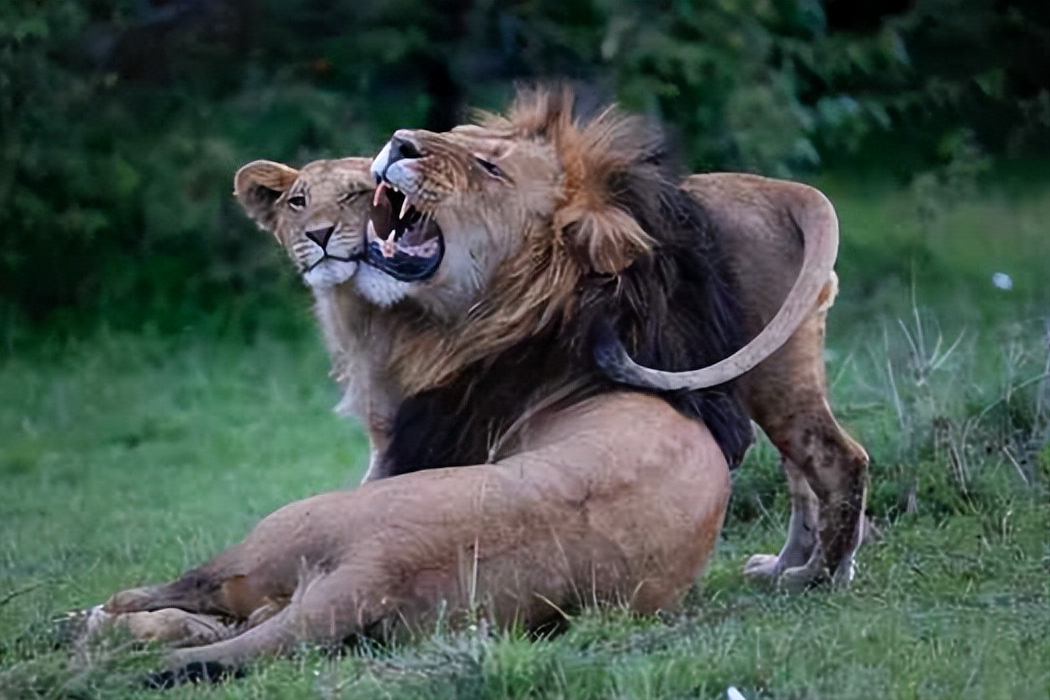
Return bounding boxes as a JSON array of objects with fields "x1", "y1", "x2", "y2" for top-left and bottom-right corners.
[
  {"x1": 831, "y1": 556, "x2": 857, "y2": 586},
  {"x1": 777, "y1": 554, "x2": 829, "y2": 591},
  {"x1": 104, "y1": 587, "x2": 155, "y2": 613},
  {"x1": 742, "y1": 553, "x2": 781, "y2": 580},
  {"x1": 743, "y1": 551, "x2": 845, "y2": 591}
]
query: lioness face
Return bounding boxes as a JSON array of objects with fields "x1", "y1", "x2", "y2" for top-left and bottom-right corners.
[
  {"x1": 367, "y1": 125, "x2": 564, "y2": 316},
  {"x1": 235, "y1": 158, "x2": 374, "y2": 289}
]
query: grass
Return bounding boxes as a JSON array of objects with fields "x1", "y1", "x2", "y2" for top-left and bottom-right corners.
[{"x1": 1, "y1": 170, "x2": 1048, "y2": 699}]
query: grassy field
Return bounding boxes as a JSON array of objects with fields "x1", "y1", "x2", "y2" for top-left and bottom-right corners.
[{"x1": 1, "y1": 171, "x2": 1048, "y2": 699}]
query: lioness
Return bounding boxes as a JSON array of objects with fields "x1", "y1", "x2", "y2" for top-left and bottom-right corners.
[
  {"x1": 364, "y1": 109, "x2": 862, "y2": 586},
  {"x1": 232, "y1": 156, "x2": 408, "y2": 476}
]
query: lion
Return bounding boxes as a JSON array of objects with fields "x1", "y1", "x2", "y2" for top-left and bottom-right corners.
[
  {"x1": 231, "y1": 157, "x2": 410, "y2": 479},
  {"x1": 362, "y1": 115, "x2": 863, "y2": 586},
  {"x1": 234, "y1": 93, "x2": 866, "y2": 587},
  {"x1": 83, "y1": 87, "x2": 834, "y2": 678},
  {"x1": 675, "y1": 173, "x2": 870, "y2": 586},
  {"x1": 85, "y1": 392, "x2": 732, "y2": 685}
]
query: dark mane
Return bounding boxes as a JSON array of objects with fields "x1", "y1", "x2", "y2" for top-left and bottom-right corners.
[{"x1": 381, "y1": 89, "x2": 753, "y2": 475}]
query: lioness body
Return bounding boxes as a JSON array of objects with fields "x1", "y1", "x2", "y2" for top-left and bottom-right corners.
[
  {"x1": 98, "y1": 393, "x2": 730, "y2": 672},
  {"x1": 232, "y1": 157, "x2": 411, "y2": 473}
]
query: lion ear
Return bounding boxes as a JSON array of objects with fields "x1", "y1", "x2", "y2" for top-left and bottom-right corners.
[
  {"x1": 233, "y1": 160, "x2": 300, "y2": 232},
  {"x1": 556, "y1": 198, "x2": 653, "y2": 275}
]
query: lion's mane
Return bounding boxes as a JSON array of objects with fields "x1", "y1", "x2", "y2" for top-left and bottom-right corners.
[{"x1": 381, "y1": 87, "x2": 753, "y2": 475}]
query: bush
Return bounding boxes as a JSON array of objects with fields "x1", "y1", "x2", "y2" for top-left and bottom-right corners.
[{"x1": 2, "y1": 0, "x2": 1047, "y2": 341}]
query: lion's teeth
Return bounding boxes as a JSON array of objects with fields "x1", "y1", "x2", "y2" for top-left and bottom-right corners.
[
  {"x1": 399, "y1": 197, "x2": 412, "y2": 220},
  {"x1": 373, "y1": 183, "x2": 385, "y2": 208}
]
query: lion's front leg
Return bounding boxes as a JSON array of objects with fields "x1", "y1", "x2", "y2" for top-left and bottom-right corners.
[
  {"x1": 75, "y1": 605, "x2": 240, "y2": 650},
  {"x1": 359, "y1": 414, "x2": 394, "y2": 484}
]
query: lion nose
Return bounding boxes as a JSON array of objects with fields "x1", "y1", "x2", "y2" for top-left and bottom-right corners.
[
  {"x1": 388, "y1": 134, "x2": 422, "y2": 165},
  {"x1": 305, "y1": 226, "x2": 334, "y2": 250},
  {"x1": 372, "y1": 133, "x2": 423, "y2": 181}
]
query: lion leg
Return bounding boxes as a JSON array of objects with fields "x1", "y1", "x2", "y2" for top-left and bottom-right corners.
[
  {"x1": 159, "y1": 566, "x2": 390, "y2": 679},
  {"x1": 359, "y1": 419, "x2": 393, "y2": 483},
  {"x1": 751, "y1": 398, "x2": 869, "y2": 587},
  {"x1": 359, "y1": 447, "x2": 382, "y2": 483},
  {"x1": 742, "y1": 456, "x2": 821, "y2": 581},
  {"x1": 103, "y1": 569, "x2": 229, "y2": 617},
  {"x1": 80, "y1": 606, "x2": 240, "y2": 648},
  {"x1": 163, "y1": 607, "x2": 301, "y2": 673},
  {"x1": 742, "y1": 313, "x2": 869, "y2": 587},
  {"x1": 774, "y1": 405, "x2": 868, "y2": 586}
]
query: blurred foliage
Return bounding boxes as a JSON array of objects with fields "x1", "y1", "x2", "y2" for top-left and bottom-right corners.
[{"x1": 0, "y1": 0, "x2": 1047, "y2": 341}]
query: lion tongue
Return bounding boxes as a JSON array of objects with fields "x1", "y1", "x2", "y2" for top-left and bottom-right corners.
[{"x1": 370, "y1": 187, "x2": 396, "y2": 240}]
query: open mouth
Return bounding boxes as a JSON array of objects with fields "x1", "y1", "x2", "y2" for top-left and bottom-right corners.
[{"x1": 366, "y1": 182, "x2": 444, "y2": 282}]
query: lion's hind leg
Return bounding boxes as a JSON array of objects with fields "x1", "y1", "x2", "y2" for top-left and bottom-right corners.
[
  {"x1": 743, "y1": 456, "x2": 822, "y2": 584},
  {"x1": 756, "y1": 404, "x2": 868, "y2": 587},
  {"x1": 742, "y1": 311, "x2": 869, "y2": 587}
]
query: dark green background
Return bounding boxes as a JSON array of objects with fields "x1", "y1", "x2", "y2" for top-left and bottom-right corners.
[{"x1": 2, "y1": 0, "x2": 1047, "y2": 345}]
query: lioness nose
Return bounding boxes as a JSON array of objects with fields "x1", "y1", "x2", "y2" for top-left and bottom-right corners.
[{"x1": 305, "y1": 226, "x2": 334, "y2": 249}]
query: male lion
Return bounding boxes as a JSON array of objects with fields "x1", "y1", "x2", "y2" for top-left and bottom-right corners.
[
  {"x1": 233, "y1": 88, "x2": 864, "y2": 587},
  {"x1": 86, "y1": 393, "x2": 731, "y2": 684},
  {"x1": 363, "y1": 109, "x2": 863, "y2": 585}
]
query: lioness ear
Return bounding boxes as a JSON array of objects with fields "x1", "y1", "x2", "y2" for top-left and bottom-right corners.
[
  {"x1": 233, "y1": 160, "x2": 300, "y2": 232},
  {"x1": 555, "y1": 198, "x2": 653, "y2": 275}
]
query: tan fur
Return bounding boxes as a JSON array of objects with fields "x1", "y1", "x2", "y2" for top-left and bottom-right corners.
[
  {"x1": 236, "y1": 94, "x2": 868, "y2": 585},
  {"x1": 233, "y1": 158, "x2": 411, "y2": 477},
  {"x1": 89, "y1": 394, "x2": 731, "y2": 671},
  {"x1": 370, "y1": 93, "x2": 869, "y2": 585},
  {"x1": 681, "y1": 173, "x2": 869, "y2": 585}
]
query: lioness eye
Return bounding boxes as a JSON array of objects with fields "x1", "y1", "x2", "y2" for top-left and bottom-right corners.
[
  {"x1": 288, "y1": 194, "x2": 307, "y2": 210},
  {"x1": 474, "y1": 157, "x2": 506, "y2": 179},
  {"x1": 339, "y1": 190, "x2": 368, "y2": 206}
]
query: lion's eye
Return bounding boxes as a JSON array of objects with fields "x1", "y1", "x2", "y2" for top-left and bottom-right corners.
[
  {"x1": 474, "y1": 157, "x2": 507, "y2": 180},
  {"x1": 288, "y1": 194, "x2": 307, "y2": 210}
]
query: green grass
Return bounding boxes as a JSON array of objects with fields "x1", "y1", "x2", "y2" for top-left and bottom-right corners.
[{"x1": 1, "y1": 173, "x2": 1048, "y2": 699}]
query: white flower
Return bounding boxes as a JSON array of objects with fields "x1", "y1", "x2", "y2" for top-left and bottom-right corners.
[{"x1": 992, "y1": 272, "x2": 1013, "y2": 290}]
